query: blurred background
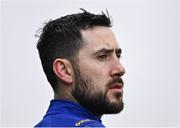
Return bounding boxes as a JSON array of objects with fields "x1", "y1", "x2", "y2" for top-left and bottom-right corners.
[{"x1": 0, "y1": 0, "x2": 179, "y2": 127}]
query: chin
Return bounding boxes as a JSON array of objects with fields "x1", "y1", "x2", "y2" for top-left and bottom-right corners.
[
  {"x1": 104, "y1": 97, "x2": 124, "y2": 114},
  {"x1": 107, "y1": 102, "x2": 124, "y2": 114}
]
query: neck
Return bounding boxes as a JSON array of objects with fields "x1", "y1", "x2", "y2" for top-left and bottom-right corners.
[
  {"x1": 54, "y1": 89, "x2": 78, "y2": 103},
  {"x1": 54, "y1": 89, "x2": 103, "y2": 119}
]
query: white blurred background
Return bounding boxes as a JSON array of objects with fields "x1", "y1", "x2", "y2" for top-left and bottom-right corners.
[{"x1": 0, "y1": 0, "x2": 179, "y2": 127}]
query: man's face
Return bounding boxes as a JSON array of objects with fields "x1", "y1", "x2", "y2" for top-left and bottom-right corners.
[{"x1": 72, "y1": 26, "x2": 126, "y2": 115}]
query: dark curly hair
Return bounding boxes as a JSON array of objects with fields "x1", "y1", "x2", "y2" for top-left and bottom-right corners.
[{"x1": 37, "y1": 9, "x2": 112, "y2": 91}]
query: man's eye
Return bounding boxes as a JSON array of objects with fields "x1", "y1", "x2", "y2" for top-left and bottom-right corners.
[
  {"x1": 116, "y1": 53, "x2": 121, "y2": 59},
  {"x1": 97, "y1": 54, "x2": 108, "y2": 60}
]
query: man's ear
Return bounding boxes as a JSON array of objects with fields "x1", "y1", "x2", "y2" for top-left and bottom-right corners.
[{"x1": 53, "y1": 58, "x2": 73, "y2": 84}]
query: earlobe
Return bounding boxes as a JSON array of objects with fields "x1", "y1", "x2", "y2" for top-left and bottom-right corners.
[{"x1": 53, "y1": 59, "x2": 73, "y2": 84}]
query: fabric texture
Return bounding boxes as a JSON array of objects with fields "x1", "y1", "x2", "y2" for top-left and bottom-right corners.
[{"x1": 35, "y1": 99, "x2": 105, "y2": 127}]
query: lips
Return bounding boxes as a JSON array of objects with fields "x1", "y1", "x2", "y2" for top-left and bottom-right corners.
[
  {"x1": 106, "y1": 77, "x2": 124, "y2": 93},
  {"x1": 109, "y1": 83, "x2": 123, "y2": 90}
]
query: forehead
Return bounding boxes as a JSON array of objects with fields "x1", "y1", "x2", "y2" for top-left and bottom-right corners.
[{"x1": 81, "y1": 26, "x2": 119, "y2": 51}]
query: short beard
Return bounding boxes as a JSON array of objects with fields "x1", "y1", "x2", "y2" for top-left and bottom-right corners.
[{"x1": 72, "y1": 66, "x2": 124, "y2": 116}]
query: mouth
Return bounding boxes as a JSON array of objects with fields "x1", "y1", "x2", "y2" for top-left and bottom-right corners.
[
  {"x1": 108, "y1": 83, "x2": 124, "y2": 98},
  {"x1": 107, "y1": 77, "x2": 124, "y2": 94},
  {"x1": 109, "y1": 83, "x2": 123, "y2": 90}
]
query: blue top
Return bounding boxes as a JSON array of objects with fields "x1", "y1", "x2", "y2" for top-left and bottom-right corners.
[{"x1": 35, "y1": 99, "x2": 105, "y2": 127}]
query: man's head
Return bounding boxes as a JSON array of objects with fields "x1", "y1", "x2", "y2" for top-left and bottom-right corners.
[{"x1": 37, "y1": 9, "x2": 125, "y2": 116}]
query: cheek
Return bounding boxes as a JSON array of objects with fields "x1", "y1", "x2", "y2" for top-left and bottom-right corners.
[
  {"x1": 78, "y1": 60, "x2": 111, "y2": 90},
  {"x1": 82, "y1": 69, "x2": 108, "y2": 90},
  {"x1": 80, "y1": 63, "x2": 109, "y2": 80}
]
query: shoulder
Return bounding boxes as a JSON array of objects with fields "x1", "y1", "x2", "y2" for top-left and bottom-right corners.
[
  {"x1": 35, "y1": 114, "x2": 79, "y2": 127},
  {"x1": 35, "y1": 116, "x2": 105, "y2": 127}
]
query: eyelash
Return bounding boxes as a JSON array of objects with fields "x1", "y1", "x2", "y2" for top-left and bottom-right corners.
[
  {"x1": 98, "y1": 54, "x2": 108, "y2": 60},
  {"x1": 116, "y1": 53, "x2": 121, "y2": 59}
]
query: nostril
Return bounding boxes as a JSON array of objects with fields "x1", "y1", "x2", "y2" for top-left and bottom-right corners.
[
  {"x1": 114, "y1": 73, "x2": 121, "y2": 77},
  {"x1": 114, "y1": 70, "x2": 125, "y2": 77}
]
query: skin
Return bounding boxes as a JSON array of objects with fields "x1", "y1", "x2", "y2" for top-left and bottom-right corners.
[
  {"x1": 77, "y1": 26, "x2": 125, "y2": 104},
  {"x1": 53, "y1": 26, "x2": 126, "y2": 117}
]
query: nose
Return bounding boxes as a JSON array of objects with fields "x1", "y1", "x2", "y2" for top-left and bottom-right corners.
[{"x1": 110, "y1": 60, "x2": 126, "y2": 77}]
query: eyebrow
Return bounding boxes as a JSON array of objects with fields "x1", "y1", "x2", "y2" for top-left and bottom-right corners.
[{"x1": 93, "y1": 48, "x2": 122, "y2": 55}]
